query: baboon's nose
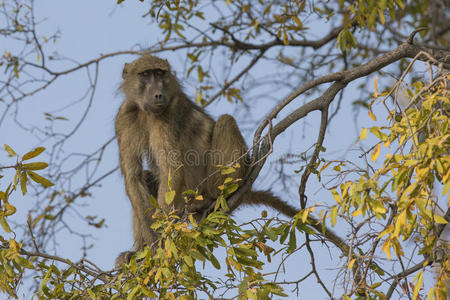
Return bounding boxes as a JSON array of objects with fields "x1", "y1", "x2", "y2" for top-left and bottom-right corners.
[{"x1": 154, "y1": 92, "x2": 163, "y2": 100}]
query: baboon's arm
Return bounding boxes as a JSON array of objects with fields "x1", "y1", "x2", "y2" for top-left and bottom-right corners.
[{"x1": 116, "y1": 114, "x2": 158, "y2": 249}]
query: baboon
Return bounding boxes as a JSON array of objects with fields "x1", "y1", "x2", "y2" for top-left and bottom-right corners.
[{"x1": 115, "y1": 55, "x2": 299, "y2": 266}]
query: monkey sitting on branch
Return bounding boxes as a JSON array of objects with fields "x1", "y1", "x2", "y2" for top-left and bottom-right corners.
[{"x1": 115, "y1": 54, "x2": 310, "y2": 266}]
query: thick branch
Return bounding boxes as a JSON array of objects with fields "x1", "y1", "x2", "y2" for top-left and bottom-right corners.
[
  {"x1": 237, "y1": 43, "x2": 450, "y2": 208},
  {"x1": 221, "y1": 41, "x2": 450, "y2": 263}
]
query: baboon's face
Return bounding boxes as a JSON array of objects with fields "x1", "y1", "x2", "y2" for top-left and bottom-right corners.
[{"x1": 137, "y1": 68, "x2": 168, "y2": 114}]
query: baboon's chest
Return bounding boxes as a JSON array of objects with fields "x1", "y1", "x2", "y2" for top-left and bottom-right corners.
[{"x1": 147, "y1": 120, "x2": 182, "y2": 170}]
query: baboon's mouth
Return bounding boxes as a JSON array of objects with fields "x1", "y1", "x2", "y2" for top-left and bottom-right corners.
[{"x1": 145, "y1": 103, "x2": 167, "y2": 115}]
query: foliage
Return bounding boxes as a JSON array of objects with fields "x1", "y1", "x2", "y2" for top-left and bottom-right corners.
[
  {"x1": 0, "y1": 0, "x2": 449, "y2": 299},
  {"x1": 327, "y1": 73, "x2": 449, "y2": 299}
]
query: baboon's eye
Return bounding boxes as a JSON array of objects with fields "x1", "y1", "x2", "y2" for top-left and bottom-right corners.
[
  {"x1": 155, "y1": 69, "x2": 165, "y2": 77},
  {"x1": 140, "y1": 71, "x2": 151, "y2": 77}
]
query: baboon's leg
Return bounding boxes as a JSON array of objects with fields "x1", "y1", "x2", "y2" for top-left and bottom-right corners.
[{"x1": 207, "y1": 114, "x2": 248, "y2": 198}]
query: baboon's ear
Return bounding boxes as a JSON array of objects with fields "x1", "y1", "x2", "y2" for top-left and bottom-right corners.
[{"x1": 122, "y1": 63, "x2": 130, "y2": 79}]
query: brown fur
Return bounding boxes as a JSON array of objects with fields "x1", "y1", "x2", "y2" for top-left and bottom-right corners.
[{"x1": 115, "y1": 55, "x2": 298, "y2": 267}]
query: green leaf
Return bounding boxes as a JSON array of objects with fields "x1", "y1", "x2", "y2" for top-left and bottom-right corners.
[
  {"x1": 165, "y1": 190, "x2": 176, "y2": 205},
  {"x1": 221, "y1": 167, "x2": 236, "y2": 175},
  {"x1": 141, "y1": 286, "x2": 157, "y2": 298},
  {"x1": 183, "y1": 255, "x2": 194, "y2": 267},
  {"x1": 149, "y1": 195, "x2": 159, "y2": 208},
  {"x1": 190, "y1": 250, "x2": 206, "y2": 262},
  {"x1": 22, "y1": 147, "x2": 45, "y2": 161},
  {"x1": 19, "y1": 171, "x2": 27, "y2": 195},
  {"x1": 14, "y1": 256, "x2": 35, "y2": 269},
  {"x1": 223, "y1": 183, "x2": 239, "y2": 196},
  {"x1": 27, "y1": 171, "x2": 54, "y2": 187},
  {"x1": 22, "y1": 162, "x2": 48, "y2": 170},
  {"x1": 4, "y1": 144, "x2": 16, "y2": 156},
  {"x1": 40, "y1": 268, "x2": 52, "y2": 296},
  {"x1": 209, "y1": 254, "x2": 221, "y2": 269},
  {"x1": 330, "y1": 206, "x2": 338, "y2": 226},
  {"x1": 279, "y1": 224, "x2": 290, "y2": 244},
  {"x1": 127, "y1": 286, "x2": 140, "y2": 300},
  {"x1": 13, "y1": 61, "x2": 19, "y2": 78},
  {"x1": 87, "y1": 288, "x2": 96, "y2": 300},
  {"x1": 287, "y1": 229, "x2": 296, "y2": 253},
  {"x1": 235, "y1": 254, "x2": 263, "y2": 268},
  {"x1": 0, "y1": 217, "x2": 11, "y2": 233},
  {"x1": 220, "y1": 196, "x2": 230, "y2": 211},
  {"x1": 394, "y1": 0, "x2": 404, "y2": 9}
]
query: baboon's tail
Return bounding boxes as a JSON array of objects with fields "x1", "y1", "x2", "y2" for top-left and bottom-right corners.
[
  {"x1": 241, "y1": 190, "x2": 298, "y2": 217},
  {"x1": 241, "y1": 190, "x2": 349, "y2": 255}
]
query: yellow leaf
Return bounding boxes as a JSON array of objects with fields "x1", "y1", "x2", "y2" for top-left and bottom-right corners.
[
  {"x1": 371, "y1": 144, "x2": 381, "y2": 162},
  {"x1": 373, "y1": 76, "x2": 378, "y2": 97},
  {"x1": 9, "y1": 239, "x2": 21, "y2": 252},
  {"x1": 301, "y1": 209, "x2": 309, "y2": 223},
  {"x1": 352, "y1": 209, "x2": 362, "y2": 217},
  {"x1": 4, "y1": 144, "x2": 16, "y2": 156},
  {"x1": 292, "y1": 16, "x2": 303, "y2": 28},
  {"x1": 382, "y1": 240, "x2": 391, "y2": 260},
  {"x1": 433, "y1": 214, "x2": 448, "y2": 224},
  {"x1": 348, "y1": 258, "x2": 356, "y2": 270},
  {"x1": 22, "y1": 147, "x2": 45, "y2": 161},
  {"x1": 319, "y1": 161, "x2": 332, "y2": 173},
  {"x1": 221, "y1": 167, "x2": 236, "y2": 175},
  {"x1": 188, "y1": 214, "x2": 198, "y2": 227},
  {"x1": 378, "y1": 9, "x2": 385, "y2": 24},
  {"x1": 413, "y1": 271, "x2": 423, "y2": 300},
  {"x1": 368, "y1": 109, "x2": 377, "y2": 121},
  {"x1": 360, "y1": 128, "x2": 367, "y2": 140},
  {"x1": 377, "y1": 224, "x2": 394, "y2": 239},
  {"x1": 4, "y1": 202, "x2": 16, "y2": 216},
  {"x1": 195, "y1": 90, "x2": 203, "y2": 103},
  {"x1": 370, "y1": 199, "x2": 386, "y2": 214},
  {"x1": 331, "y1": 190, "x2": 341, "y2": 204},
  {"x1": 282, "y1": 27, "x2": 288, "y2": 45},
  {"x1": 246, "y1": 289, "x2": 257, "y2": 300}
]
